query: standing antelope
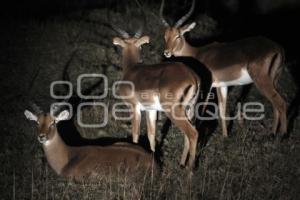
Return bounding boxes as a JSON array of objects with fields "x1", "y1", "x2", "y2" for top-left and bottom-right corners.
[
  {"x1": 24, "y1": 106, "x2": 156, "y2": 180},
  {"x1": 160, "y1": 0, "x2": 287, "y2": 137},
  {"x1": 112, "y1": 25, "x2": 201, "y2": 169}
]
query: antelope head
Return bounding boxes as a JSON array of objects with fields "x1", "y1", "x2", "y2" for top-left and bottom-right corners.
[
  {"x1": 112, "y1": 24, "x2": 149, "y2": 54},
  {"x1": 160, "y1": 0, "x2": 196, "y2": 58},
  {"x1": 24, "y1": 104, "x2": 69, "y2": 144},
  {"x1": 113, "y1": 35, "x2": 150, "y2": 55},
  {"x1": 111, "y1": 23, "x2": 150, "y2": 68}
]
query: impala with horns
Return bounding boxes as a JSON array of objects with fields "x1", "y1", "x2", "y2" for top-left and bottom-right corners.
[
  {"x1": 160, "y1": 0, "x2": 287, "y2": 137},
  {"x1": 24, "y1": 104, "x2": 157, "y2": 180},
  {"x1": 112, "y1": 24, "x2": 202, "y2": 169}
]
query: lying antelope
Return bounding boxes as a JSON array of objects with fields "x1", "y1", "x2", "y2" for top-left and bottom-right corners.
[
  {"x1": 24, "y1": 106, "x2": 156, "y2": 180},
  {"x1": 160, "y1": 0, "x2": 287, "y2": 137},
  {"x1": 112, "y1": 25, "x2": 201, "y2": 169}
]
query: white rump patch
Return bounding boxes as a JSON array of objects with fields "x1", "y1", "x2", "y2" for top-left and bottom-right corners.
[{"x1": 212, "y1": 68, "x2": 253, "y2": 87}]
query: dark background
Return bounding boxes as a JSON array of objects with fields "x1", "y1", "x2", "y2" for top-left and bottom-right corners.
[{"x1": 1, "y1": 0, "x2": 300, "y2": 59}]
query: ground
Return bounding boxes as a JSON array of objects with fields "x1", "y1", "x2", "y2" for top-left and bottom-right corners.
[{"x1": 0, "y1": 6, "x2": 299, "y2": 200}]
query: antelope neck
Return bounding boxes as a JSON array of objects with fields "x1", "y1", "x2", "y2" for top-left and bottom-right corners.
[
  {"x1": 42, "y1": 129, "x2": 71, "y2": 175},
  {"x1": 122, "y1": 48, "x2": 140, "y2": 72},
  {"x1": 178, "y1": 39, "x2": 199, "y2": 58}
]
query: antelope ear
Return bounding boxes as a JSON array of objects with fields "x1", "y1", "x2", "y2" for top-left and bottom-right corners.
[
  {"x1": 55, "y1": 110, "x2": 70, "y2": 122},
  {"x1": 180, "y1": 22, "x2": 196, "y2": 35},
  {"x1": 113, "y1": 37, "x2": 126, "y2": 47},
  {"x1": 24, "y1": 110, "x2": 37, "y2": 121},
  {"x1": 136, "y1": 35, "x2": 150, "y2": 47}
]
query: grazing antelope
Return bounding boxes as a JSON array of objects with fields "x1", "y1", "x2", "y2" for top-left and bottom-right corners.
[
  {"x1": 112, "y1": 25, "x2": 201, "y2": 169},
  {"x1": 160, "y1": 0, "x2": 287, "y2": 137},
  {"x1": 24, "y1": 106, "x2": 156, "y2": 180}
]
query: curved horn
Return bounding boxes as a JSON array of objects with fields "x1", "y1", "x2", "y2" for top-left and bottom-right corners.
[
  {"x1": 134, "y1": 26, "x2": 143, "y2": 38},
  {"x1": 159, "y1": 0, "x2": 170, "y2": 27},
  {"x1": 30, "y1": 102, "x2": 43, "y2": 114},
  {"x1": 51, "y1": 104, "x2": 60, "y2": 115},
  {"x1": 106, "y1": 10, "x2": 130, "y2": 38},
  {"x1": 134, "y1": 0, "x2": 146, "y2": 38},
  {"x1": 174, "y1": 0, "x2": 195, "y2": 28},
  {"x1": 110, "y1": 23, "x2": 130, "y2": 39}
]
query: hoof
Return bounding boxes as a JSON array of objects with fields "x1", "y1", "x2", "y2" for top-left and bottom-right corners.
[
  {"x1": 270, "y1": 132, "x2": 289, "y2": 142},
  {"x1": 222, "y1": 133, "x2": 229, "y2": 138},
  {"x1": 180, "y1": 164, "x2": 185, "y2": 169},
  {"x1": 270, "y1": 133, "x2": 282, "y2": 142},
  {"x1": 188, "y1": 170, "x2": 194, "y2": 178},
  {"x1": 185, "y1": 166, "x2": 194, "y2": 178},
  {"x1": 270, "y1": 133, "x2": 276, "y2": 140},
  {"x1": 222, "y1": 132, "x2": 229, "y2": 138},
  {"x1": 280, "y1": 133, "x2": 289, "y2": 141}
]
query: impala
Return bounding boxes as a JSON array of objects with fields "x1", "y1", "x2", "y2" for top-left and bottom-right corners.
[
  {"x1": 160, "y1": 0, "x2": 287, "y2": 137},
  {"x1": 24, "y1": 105, "x2": 156, "y2": 180},
  {"x1": 112, "y1": 24, "x2": 201, "y2": 169}
]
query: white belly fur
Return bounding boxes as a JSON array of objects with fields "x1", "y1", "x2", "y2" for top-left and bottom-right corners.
[
  {"x1": 137, "y1": 95, "x2": 164, "y2": 111},
  {"x1": 212, "y1": 68, "x2": 253, "y2": 87}
]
